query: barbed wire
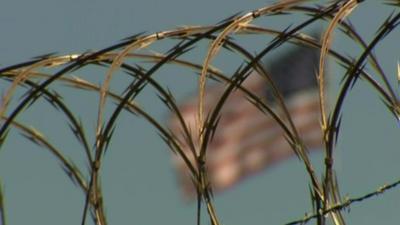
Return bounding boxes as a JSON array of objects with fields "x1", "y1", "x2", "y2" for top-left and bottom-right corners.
[{"x1": 285, "y1": 177, "x2": 400, "y2": 225}]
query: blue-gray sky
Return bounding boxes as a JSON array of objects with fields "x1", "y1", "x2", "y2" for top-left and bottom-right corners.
[{"x1": 0, "y1": 1, "x2": 399, "y2": 225}]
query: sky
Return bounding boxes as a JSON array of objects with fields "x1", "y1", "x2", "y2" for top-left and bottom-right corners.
[{"x1": 0, "y1": 0, "x2": 399, "y2": 225}]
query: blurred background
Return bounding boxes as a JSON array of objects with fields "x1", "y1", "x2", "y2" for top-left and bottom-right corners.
[{"x1": 0, "y1": 0, "x2": 399, "y2": 224}]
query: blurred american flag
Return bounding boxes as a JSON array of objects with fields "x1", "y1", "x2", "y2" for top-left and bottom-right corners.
[{"x1": 169, "y1": 43, "x2": 323, "y2": 197}]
